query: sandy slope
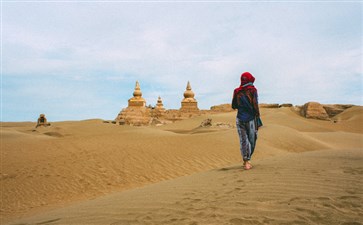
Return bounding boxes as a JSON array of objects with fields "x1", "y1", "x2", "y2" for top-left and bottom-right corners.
[
  {"x1": 1, "y1": 106, "x2": 362, "y2": 224},
  {"x1": 6, "y1": 148, "x2": 363, "y2": 225}
]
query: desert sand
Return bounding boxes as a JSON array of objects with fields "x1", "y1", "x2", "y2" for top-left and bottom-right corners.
[{"x1": 1, "y1": 106, "x2": 363, "y2": 225}]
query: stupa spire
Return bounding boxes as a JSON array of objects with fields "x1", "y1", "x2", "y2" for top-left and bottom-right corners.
[
  {"x1": 183, "y1": 81, "x2": 195, "y2": 99},
  {"x1": 157, "y1": 96, "x2": 163, "y2": 105},
  {"x1": 187, "y1": 81, "x2": 191, "y2": 90},
  {"x1": 133, "y1": 81, "x2": 142, "y2": 98}
]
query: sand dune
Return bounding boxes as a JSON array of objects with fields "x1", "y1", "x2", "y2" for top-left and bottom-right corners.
[
  {"x1": 1, "y1": 106, "x2": 362, "y2": 224},
  {"x1": 6, "y1": 148, "x2": 362, "y2": 225}
]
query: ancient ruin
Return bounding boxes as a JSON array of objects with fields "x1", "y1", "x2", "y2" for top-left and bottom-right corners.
[
  {"x1": 115, "y1": 81, "x2": 151, "y2": 126},
  {"x1": 322, "y1": 104, "x2": 354, "y2": 117},
  {"x1": 36, "y1": 114, "x2": 50, "y2": 128},
  {"x1": 300, "y1": 102, "x2": 329, "y2": 120},
  {"x1": 113, "y1": 82, "x2": 356, "y2": 126},
  {"x1": 151, "y1": 96, "x2": 166, "y2": 119},
  {"x1": 210, "y1": 104, "x2": 234, "y2": 113},
  {"x1": 156, "y1": 96, "x2": 165, "y2": 111},
  {"x1": 180, "y1": 81, "x2": 199, "y2": 113},
  {"x1": 115, "y1": 81, "x2": 203, "y2": 126},
  {"x1": 128, "y1": 81, "x2": 146, "y2": 107}
]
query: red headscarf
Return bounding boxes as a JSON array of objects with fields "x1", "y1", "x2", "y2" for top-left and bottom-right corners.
[
  {"x1": 240, "y1": 72, "x2": 255, "y2": 88},
  {"x1": 234, "y1": 72, "x2": 257, "y2": 95}
]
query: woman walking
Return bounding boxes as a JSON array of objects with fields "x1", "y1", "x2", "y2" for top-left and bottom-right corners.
[{"x1": 232, "y1": 72, "x2": 261, "y2": 170}]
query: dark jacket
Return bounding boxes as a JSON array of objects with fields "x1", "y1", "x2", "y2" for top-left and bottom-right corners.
[{"x1": 232, "y1": 87, "x2": 259, "y2": 122}]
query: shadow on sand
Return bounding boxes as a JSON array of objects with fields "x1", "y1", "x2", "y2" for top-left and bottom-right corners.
[{"x1": 217, "y1": 165, "x2": 244, "y2": 172}]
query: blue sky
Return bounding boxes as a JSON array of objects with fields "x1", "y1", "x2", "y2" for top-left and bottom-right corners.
[{"x1": 1, "y1": 1, "x2": 362, "y2": 121}]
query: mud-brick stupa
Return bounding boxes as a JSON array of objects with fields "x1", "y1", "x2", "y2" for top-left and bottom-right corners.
[
  {"x1": 115, "y1": 81, "x2": 202, "y2": 126},
  {"x1": 180, "y1": 81, "x2": 199, "y2": 113},
  {"x1": 128, "y1": 81, "x2": 146, "y2": 107},
  {"x1": 115, "y1": 81, "x2": 151, "y2": 126},
  {"x1": 156, "y1": 96, "x2": 165, "y2": 110},
  {"x1": 154, "y1": 96, "x2": 166, "y2": 117}
]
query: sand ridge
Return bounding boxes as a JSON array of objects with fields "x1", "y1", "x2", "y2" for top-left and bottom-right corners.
[{"x1": 1, "y1": 106, "x2": 363, "y2": 224}]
